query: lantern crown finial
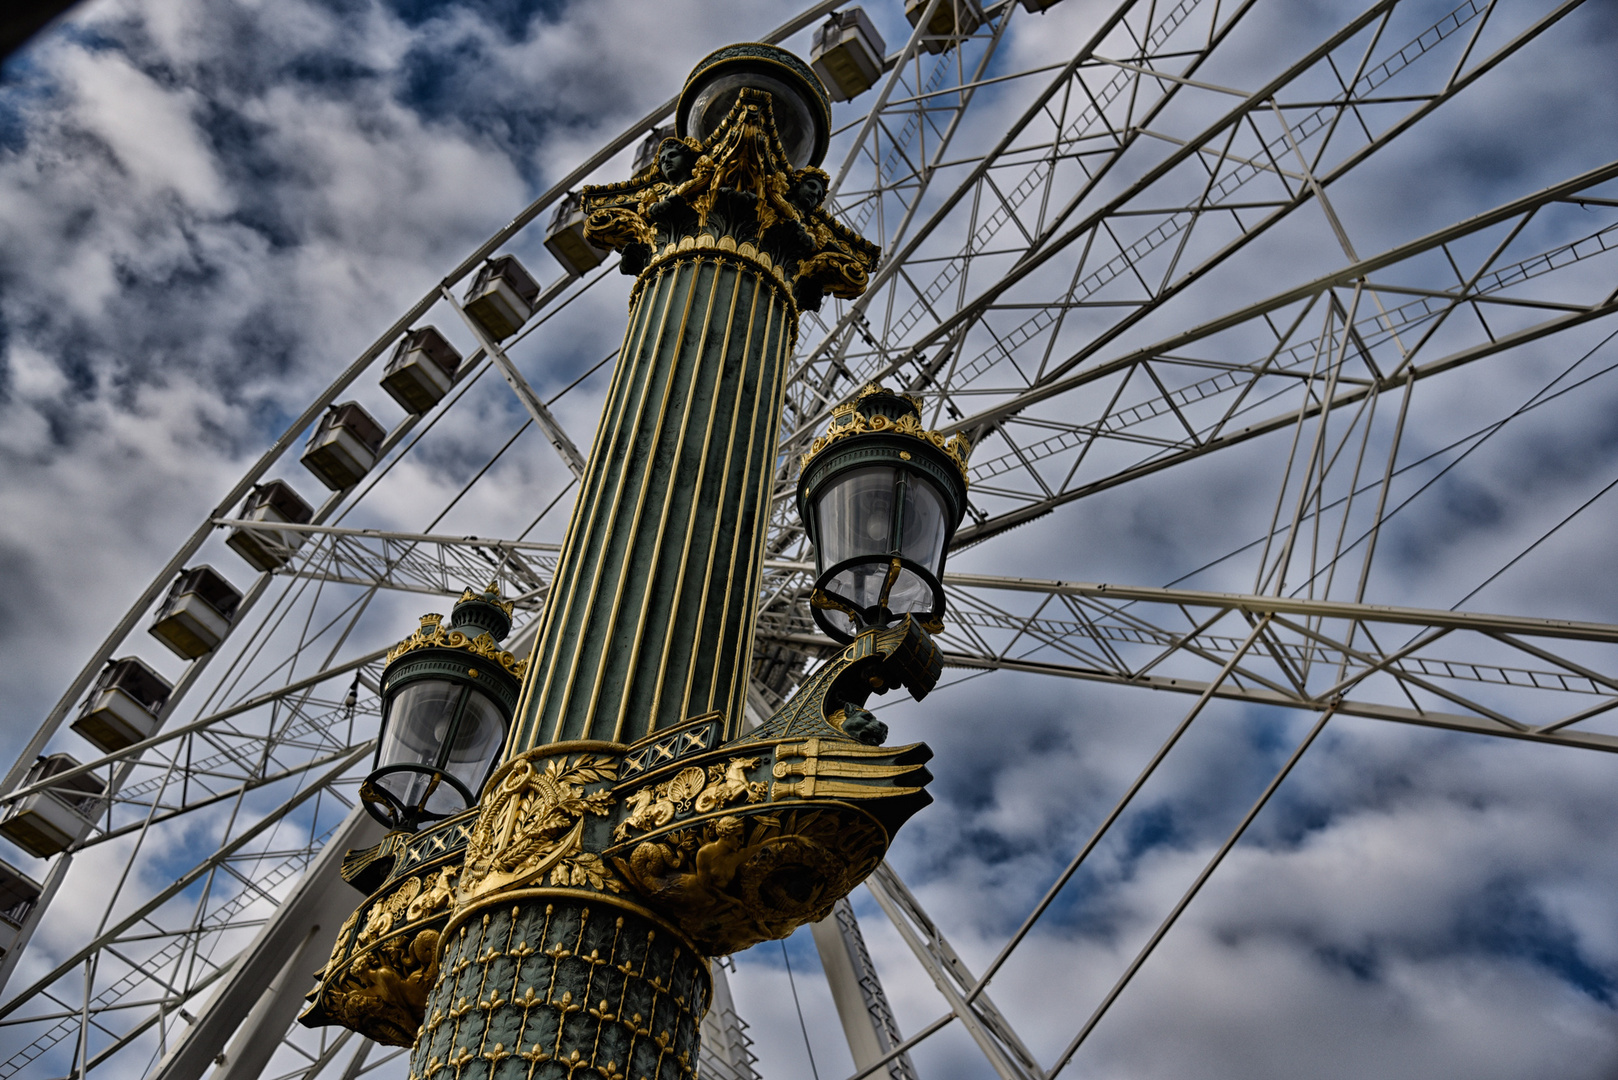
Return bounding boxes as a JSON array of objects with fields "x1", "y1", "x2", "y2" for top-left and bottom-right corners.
[
  {"x1": 801, "y1": 384, "x2": 972, "y2": 482},
  {"x1": 385, "y1": 588, "x2": 525, "y2": 679},
  {"x1": 452, "y1": 582, "x2": 515, "y2": 642}
]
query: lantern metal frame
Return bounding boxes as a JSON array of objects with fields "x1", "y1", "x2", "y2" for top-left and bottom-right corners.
[
  {"x1": 360, "y1": 586, "x2": 524, "y2": 831},
  {"x1": 797, "y1": 386, "x2": 971, "y2": 644},
  {"x1": 676, "y1": 42, "x2": 833, "y2": 169}
]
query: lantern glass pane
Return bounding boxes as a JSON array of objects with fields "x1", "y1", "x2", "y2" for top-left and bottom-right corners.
[
  {"x1": 882, "y1": 565, "x2": 934, "y2": 616},
  {"x1": 377, "y1": 681, "x2": 459, "y2": 771},
  {"x1": 815, "y1": 465, "x2": 897, "y2": 569},
  {"x1": 899, "y1": 477, "x2": 947, "y2": 576},
  {"x1": 441, "y1": 688, "x2": 506, "y2": 797},
  {"x1": 375, "y1": 680, "x2": 468, "y2": 817}
]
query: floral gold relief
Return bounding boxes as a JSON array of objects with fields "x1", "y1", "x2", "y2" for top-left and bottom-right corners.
[
  {"x1": 579, "y1": 87, "x2": 879, "y2": 320},
  {"x1": 457, "y1": 751, "x2": 623, "y2": 905},
  {"x1": 299, "y1": 863, "x2": 461, "y2": 1046},
  {"x1": 384, "y1": 612, "x2": 528, "y2": 679},
  {"x1": 613, "y1": 808, "x2": 886, "y2": 955}
]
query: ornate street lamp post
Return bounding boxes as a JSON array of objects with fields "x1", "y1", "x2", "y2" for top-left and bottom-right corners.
[
  {"x1": 361, "y1": 587, "x2": 524, "y2": 832},
  {"x1": 300, "y1": 44, "x2": 971, "y2": 1080},
  {"x1": 799, "y1": 385, "x2": 971, "y2": 643}
]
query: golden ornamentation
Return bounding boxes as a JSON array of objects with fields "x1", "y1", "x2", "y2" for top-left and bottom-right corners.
[
  {"x1": 584, "y1": 203, "x2": 657, "y2": 254},
  {"x1": 696, "y1": 757, "x2": 769, "y2": 813},
  {"x1": 613, "y1": 808, "x2": 886, "y2": 954},
  {"x1": 800, "y1": 386, "x2": 972, "y2": 480},
  {"x1": 613, "y1": 757, "x2": 767, "y2": 841},
  {"x1": 302, "y1": 856, "x2": 467, "y2": 1044},
  {"x1": 580, "y1": 88, "x2": 878, "y2": 319},
  {"x1": 384, "y1": 613, "x2": 528, "y2": 678},
  {"x1": 406, "y1": 865, "x2": 457, "y2": 922},
  {"x1": 770, "y1": 737, "x2": 930, "y2": 800},
  {"x1": 458, "y1": 583, "x2": 514, "y2": 617},
  {"x1": 357, "y1": 876, "x2": 422, "y2": 948},
  {"x1": 458, "y1": 753, "x2": 621, "y2": 905},
  {"x1": 315, "y1": 928, "x2": 442, "y2": 1047}
]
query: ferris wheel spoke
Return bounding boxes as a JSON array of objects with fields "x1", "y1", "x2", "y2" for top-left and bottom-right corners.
[
  {"x1": 862, "y1": 863, "x2": 1047, "y2": 1080},
  {"x1": 1042, "y1": 705, "x2": 1336, "y2": 1080},
  {"x1": 911, "y1": 573, "x2": 1618, "y2": 747},
  {"x1": 213, "y1": 522, "x2": 559, "y2": 605},
  {"x1": 791, "y1": 0, "x2": 1255, "y2": 426},
  {"x1": 830, "y1": 0, "x2": 1579, "y2": 434},
  {"x1": 0, "y1": 755, "x2": 367, "y2": 1079},
  {"x1": 942, "y1": 164, "x2": 1618, "y2": 545}
]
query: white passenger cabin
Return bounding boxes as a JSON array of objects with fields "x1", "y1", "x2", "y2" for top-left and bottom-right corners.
[
  {"x1": 811, "y1": 8, "x2": 886, "y2": 102},
  {"x1": 545, "y1": 193, "x2": 608, "y2": 278},
  {"x1": 0, "y1": 755, "x2": 105, "y2": 859},
  {"x1": 0, "y1": 861, "x2": 42, "y2": 962},
  {"x1": 381, "y1": 326, "x2": 463, "y2": 415},
  {"x1": 71, "y1": 656, "x2": 172, "y2": 752},
  {"x1": 149, "y1": 565, "x2": 242, "y2": 660},
  {"x1": 226, "y1": 479, "x2": 315, "y2": 572},
  {"x1": 463, "y1": 255, "x2": 541, "y2": 340},
  {"x1": 301, "y1": 402, "x2": 386, "y2": 491},
  {"x1": 905, "y1": 0, "x2": 982, "y2": 52}
]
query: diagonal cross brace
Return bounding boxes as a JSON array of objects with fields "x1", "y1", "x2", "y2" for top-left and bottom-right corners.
[{"x1": 865, "y1": 862, "x2": 1047, "y2": 1080}]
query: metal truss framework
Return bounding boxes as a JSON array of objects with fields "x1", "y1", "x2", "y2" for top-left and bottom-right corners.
[{"x1": 3, "y1": 1, "x2": 1617, "y2": 1080}]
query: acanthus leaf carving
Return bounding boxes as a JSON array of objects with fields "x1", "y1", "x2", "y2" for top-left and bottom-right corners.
[
  {"x1": 581, "y1": 88, "x2": 878, "y2": 315},
  {"x1": 458, "y1": 752, "x2": 622, "y2": 904}
]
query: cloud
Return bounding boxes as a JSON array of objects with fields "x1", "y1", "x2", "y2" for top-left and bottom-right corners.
[{"x1": 3, "y1": 1, "x2": 1618, "y2": 1078}]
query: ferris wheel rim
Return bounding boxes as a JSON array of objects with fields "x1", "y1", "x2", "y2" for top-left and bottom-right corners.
[{"x1": 4, "y1": 1, "x2": 1618, "y2": 1078}]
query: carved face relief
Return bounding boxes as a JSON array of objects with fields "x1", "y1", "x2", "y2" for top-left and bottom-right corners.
[
  {"x1": 793, "y1": 173, "x2": 826, "y2": 213},
  {"x1": 658, "y1": 143, "x2": 695, "y2": 185}
]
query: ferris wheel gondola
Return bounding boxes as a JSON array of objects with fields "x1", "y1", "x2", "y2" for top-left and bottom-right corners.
[{"x1": 3, "y1": 1, "x2": 1618, "y2": 1079}]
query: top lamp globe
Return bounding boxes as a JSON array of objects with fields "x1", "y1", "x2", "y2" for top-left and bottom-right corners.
[
  {"x1": 797, "y1": 385, "x2": 971, "y2": 643},
  {"x1": 676, "y1": 43, "x2": 833, "y2": 169}
]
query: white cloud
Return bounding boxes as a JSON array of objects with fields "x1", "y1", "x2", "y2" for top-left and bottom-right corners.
[{"x1": 2, "y1": 0, "x2": 1618, "y2": 1078}]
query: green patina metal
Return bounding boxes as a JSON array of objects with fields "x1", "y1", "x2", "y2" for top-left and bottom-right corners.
[
  {"x1": 508, "y1": 254, "x2": 795, "y2": 750},
  {"x1": 300, "y1": 47, "x2": 948, "y2": 1080},
  {"x1": 414, "y1": 902, "x2": 709, "y2": 1080}
]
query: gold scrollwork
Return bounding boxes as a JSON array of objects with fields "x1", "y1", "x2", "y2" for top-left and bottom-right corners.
[
  {"x1": 315, "y1": 928, "x2": 442, "y2": 1047},
  {"x1": 613, "y1": 757, "x2": 768, "y2": 841},
  {"x1": 459, "y1": 753, "x2": 622, "y2": 905},
  {"x1": 580, "y1": 87, "x2": 878, "y2": 322},
  {"x1": 800, "y1": 386, "x2": 972, "y2": 480},
  {"x1": 405, "y1": 865, "x2": 457, "y2": 922},
  {"x1": 357, "y1": 877, "x2": 421, "y2": 948},
  {"x1": 385, "y1": 613, "x2": 528, "y2": 679},
  {"x1": 614, "y1": 809, "x2": 886, "y2": 955}
]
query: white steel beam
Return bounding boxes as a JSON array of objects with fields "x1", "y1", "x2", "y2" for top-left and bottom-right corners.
[
  {"x1": 148, "y1": 808, "x2": 385, "y2": 1080},
  {"x1": 811, "y1": 901, "x2": 919, "y2": 1080}
]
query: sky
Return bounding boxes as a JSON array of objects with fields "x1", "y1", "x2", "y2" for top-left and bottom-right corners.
[{"x1": 3, "y1": 1, "x2": 1618, "y2": 1079}]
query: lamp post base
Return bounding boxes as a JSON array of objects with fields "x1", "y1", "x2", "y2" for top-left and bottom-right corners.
[{"x1": 411, "y1": 897, "x2": 710, "y2": 1080}]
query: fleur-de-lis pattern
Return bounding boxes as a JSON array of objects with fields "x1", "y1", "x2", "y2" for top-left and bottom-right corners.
[{"x1": 408, "y1": 903, "x2": 708, "y2": 1080}]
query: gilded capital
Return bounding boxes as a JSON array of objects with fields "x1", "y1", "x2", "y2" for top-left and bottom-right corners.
[{"x1": 581, "y1": 87, "x2": 879, "y2": 314}]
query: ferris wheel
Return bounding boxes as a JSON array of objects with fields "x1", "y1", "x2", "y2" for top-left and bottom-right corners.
[{"x1": 3, "y1": 0, "x2": 1617, "y2": 1078}]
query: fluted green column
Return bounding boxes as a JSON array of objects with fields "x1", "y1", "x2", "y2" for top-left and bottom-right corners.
[
  {"x1": 403, "y1": 48, "x2": 887, "y2": 1080},
  {"x1": 508, "y1": 252, "x2": 794, "y2": 751}
]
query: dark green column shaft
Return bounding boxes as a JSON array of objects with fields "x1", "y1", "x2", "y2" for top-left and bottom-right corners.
[
  {"x1": 410, "y1": 901, "x2": 710, "y2": 1080},
  {"x1": 509, "y1": 253, "x2": 794, "y2": 750}
]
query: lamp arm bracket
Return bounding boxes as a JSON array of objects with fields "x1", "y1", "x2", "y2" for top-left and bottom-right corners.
[{"x1": 742, "y1": 615, "x2": 943, "y2": 746}]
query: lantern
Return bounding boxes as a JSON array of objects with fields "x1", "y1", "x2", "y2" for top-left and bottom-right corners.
[
  {"x1": 797, "y1": 385, "x2": 971, "y2": 643},
  {"x1": 361, "y1": 585, "x2": 524, "y2": 831},
  {"x1": 676, "y1": 43, "x2": 832, "y2": 169}
]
